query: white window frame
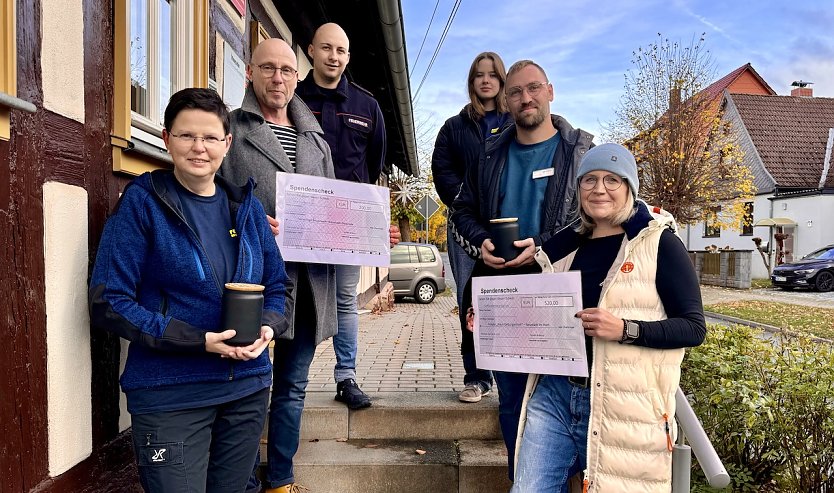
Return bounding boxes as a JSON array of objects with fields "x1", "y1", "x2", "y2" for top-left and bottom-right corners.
[
  {"x1": 114, "y1": 0, "x2": 208, "y2": 175},
  {"x1": 130, "y1": 0, "x2": 197, "y2": 138}
]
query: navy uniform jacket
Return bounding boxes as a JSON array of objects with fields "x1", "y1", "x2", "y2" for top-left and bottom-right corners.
[{"x1": 296, "y1": 72, "x2": 386, "y2": 184}]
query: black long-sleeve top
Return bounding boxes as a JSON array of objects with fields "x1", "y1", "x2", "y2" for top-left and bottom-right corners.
[{"x1": 571, "y1": 229, "x2": 706, "y2": 350}]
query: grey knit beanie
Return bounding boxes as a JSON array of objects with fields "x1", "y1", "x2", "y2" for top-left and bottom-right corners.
[{"x1": 576, "y1": 143, "x2": 639, "y2": 198}]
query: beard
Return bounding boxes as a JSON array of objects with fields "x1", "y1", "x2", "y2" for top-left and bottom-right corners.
[{"x1": 513, "y1": 103, "x2": 548, "y2": 129}]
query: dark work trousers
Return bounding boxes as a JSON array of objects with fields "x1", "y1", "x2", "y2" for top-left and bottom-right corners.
[
  {"x1": 463, "y1": 260, "x2": 541, "y2": 481},
  {"x1": 130, "y1": 387, "x2": 269, "y2": 493}
]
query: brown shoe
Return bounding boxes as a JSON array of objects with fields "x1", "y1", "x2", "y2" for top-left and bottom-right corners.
[{"x1": 265, "y1": 484, "x2": 308, "y2": 493}]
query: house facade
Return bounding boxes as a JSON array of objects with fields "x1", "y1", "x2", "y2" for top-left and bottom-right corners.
[
  {"x1": 0, "y1": 1, "x2": 416, "y2": 491},
  {"x1": 683, "y1": 87, "x2": 834, "y2": 278}
]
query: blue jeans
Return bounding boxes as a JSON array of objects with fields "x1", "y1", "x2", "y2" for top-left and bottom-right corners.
[
  {"x1": 265, "y1": 289, "x2": 318, "y2": 488},
  {"x1": 333, "y1": 264, "x2": 361, "y2": 382},
  {"x1": 494, "y1": 370, "x2": 529, "y2": 481},
  {"x1": 448, "y1": 225, "x2": 491, "y2": 390},
  {"x1": 512, "y1": 376, "x2": 591, "y2": 492}
]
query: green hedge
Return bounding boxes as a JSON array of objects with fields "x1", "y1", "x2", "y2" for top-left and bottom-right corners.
[{"x1": 680, "y1": 323, "x2": 834, "y2": 492}]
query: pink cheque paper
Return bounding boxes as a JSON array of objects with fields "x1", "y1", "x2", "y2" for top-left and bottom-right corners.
[{"x1": 275, "y1": 172, "x2": 391, "y2": 267}]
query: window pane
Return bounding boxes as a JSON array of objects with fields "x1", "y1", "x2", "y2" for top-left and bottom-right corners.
[
  {"x1": 741, "y1": 203, "x2": 753, "y2": 236},
  {"x1": 390, "y1": 246, "x2": 410, "y2": 264},
  {"x1": 130, "y1": 0, "x2": 149, "y2": 116},
  {"x1": 417, "y1": 246, "x2": 436, "y2": 263},
  {"x1": 158, "y1": 0, "x2": 172, "y2": 124}
]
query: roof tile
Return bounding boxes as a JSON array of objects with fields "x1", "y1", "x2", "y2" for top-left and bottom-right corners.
[{"x1": 732, "y1": 94, "x2": 834, "y2": 188}]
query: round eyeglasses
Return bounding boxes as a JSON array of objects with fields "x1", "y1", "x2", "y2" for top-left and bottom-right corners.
[
  {"x1": 579, "y1": 174, "x2": 625, "y2": 191},
  {"x1": 506, "y1": 81, "x2": 548, "y2": 101}
]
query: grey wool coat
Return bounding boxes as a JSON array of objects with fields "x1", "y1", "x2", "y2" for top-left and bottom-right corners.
[{"x1": 220, "y1": 86, "x2": 338, "y2": 345}]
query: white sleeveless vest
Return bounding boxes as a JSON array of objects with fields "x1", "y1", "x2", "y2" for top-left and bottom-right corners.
[{"x1": 518, "y1": 211, "x2": 683, "y2": 493}]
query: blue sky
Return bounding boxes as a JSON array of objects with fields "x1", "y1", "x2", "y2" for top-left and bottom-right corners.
[{"x1": 402, "y1": 0, "x2": 834, "y2": 144}]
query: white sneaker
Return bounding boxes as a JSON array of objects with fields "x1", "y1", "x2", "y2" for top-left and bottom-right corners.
[{"x1": 458, "y1": 384, "x2": 490, "y2": 403}]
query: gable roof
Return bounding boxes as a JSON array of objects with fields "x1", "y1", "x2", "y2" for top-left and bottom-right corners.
[
  {"x1": 730, "y1": 93, "x2": 834, "y2": 189},
  {"x1": 702, "y1": 63, "x2": 776, "y2": 100}
]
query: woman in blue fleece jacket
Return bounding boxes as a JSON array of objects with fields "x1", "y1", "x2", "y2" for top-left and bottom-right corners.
[{"x1": 89, "y1": 88, "x2": 289, "y2": 493}]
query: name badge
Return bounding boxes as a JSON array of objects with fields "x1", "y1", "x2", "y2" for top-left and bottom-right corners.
[{"x1": 532, "y1": 168, "x2": 555, "y2": 180}]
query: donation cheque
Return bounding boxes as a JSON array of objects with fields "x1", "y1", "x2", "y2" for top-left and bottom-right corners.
[
  {"x1": 472, "y1": 272, "x2": 588, "y2": 377},
  {"x1": 275, "y1": 172, "x2": 391, "y2": 267}
]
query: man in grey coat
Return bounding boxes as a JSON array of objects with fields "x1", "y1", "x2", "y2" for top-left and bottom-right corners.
[{"x1": 219, "y1": 38, "x2": 336, "y2": 493}]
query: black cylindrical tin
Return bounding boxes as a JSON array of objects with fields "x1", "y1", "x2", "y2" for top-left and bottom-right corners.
[
  {"x1": 490, "y1": 218, "x2": 520, "y2": 261},
  {"x1": 221, "y1": 282, "x2": 265, "y2": 346}
]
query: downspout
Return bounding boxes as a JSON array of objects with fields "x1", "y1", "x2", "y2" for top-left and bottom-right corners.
[
  {"x1": 819, "y1": 128, "x2": 834, "y2": 189},
  {"x1": 376, "y1": 0, "x2": 419, "y2": 176}
]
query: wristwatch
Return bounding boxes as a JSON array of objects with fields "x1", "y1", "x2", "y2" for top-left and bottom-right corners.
[{"x1": 620, "y1": 319, "x2": 640, "y2": 344}]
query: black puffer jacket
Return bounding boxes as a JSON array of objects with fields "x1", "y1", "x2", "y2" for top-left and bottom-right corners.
[
  {"x1": 451, "y1": 115, "x2": 594, "y2": 258},
  {"x1": 431, "y1": 106, "x2": 511, "y2": 207}
]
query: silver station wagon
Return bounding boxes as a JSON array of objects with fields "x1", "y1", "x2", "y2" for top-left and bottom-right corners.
[{"x1": 388, "y1": 242, "x2": 447, "y2": 303}]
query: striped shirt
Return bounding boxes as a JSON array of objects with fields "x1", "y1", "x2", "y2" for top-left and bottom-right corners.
[{"x1": 266, "y1": 122, "x2": 298, "y2": 169}]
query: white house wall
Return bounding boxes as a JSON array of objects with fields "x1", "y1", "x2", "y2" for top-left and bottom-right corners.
[
  {"x1": 682, "y1": 194, "x2": 773, "y2": 279},
  {"x1": 41, "y1": 0, "x2": 85, "y2": 123},
  {"x1": 43, "y1": 182, "x2": 93, "y2": 476},
  {"x1": 684, "y1": 193, "x2": 834, "y2": 278},
  {"x1": 771, "y1": 195, "x2": 834, "y2": 258}
]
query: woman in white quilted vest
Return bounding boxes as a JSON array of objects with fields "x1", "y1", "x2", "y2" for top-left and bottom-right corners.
[{"x1": 511, "y1": 143, "x2": 706, "y2": 493}]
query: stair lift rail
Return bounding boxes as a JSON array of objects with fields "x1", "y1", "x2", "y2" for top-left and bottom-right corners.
[{"x1": 671, "y1": 387, "x2": 732, "y2": 492}]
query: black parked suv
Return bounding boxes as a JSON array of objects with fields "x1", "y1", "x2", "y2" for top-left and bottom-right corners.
[{"x1": 770, "y1": 244, "x2": 834, "y2": 292}]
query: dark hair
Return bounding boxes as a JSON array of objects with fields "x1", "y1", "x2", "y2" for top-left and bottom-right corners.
[
  {"x1": 466, "y1": 52, "x2": 509, "y2": 120},
  {"x1": 163, "y1": 88, "x2": 231, "y2": 134}
]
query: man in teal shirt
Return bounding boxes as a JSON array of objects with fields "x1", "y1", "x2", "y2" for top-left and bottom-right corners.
[{"x1": 451, "y1": 59, "x2": 594, "y2": 480}]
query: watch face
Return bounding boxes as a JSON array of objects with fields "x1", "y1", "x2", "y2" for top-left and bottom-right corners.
[{"x1": 626, "y1": 321, "x2": 639, "y2": 339}]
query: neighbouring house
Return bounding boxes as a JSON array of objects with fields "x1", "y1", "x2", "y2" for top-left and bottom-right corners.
[
  {"x1": 683, "y1": 84, "x2": 834, "y2": 279},
  {"x1": 0, "y1": 1, "x2": 416, "y2": 491}
]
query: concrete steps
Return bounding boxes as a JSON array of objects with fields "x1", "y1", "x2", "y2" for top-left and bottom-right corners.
[{"x1": 260, "y1": 391, "x2": 511, "y2": 492}]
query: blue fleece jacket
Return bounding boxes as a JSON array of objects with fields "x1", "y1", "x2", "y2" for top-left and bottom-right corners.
[{"x1": 89, "y1": 170, "x2": 289, "y2": 392}]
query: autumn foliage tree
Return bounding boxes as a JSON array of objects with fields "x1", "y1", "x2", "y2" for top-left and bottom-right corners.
[
  {"x1": 389, "y1": 111, "x2": 440, "y2": 242},
  {"x1": 605, "y1": 34, "x2": 755, "y2": 228}
]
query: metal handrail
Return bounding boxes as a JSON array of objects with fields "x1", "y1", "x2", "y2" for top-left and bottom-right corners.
[{"x1": 672, "y1": 386, "x2": 732, "y2": 491}]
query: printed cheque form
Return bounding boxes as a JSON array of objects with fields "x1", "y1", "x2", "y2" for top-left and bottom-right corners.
[
  {"x1": 472, "y1": 272, "x2": 588, "y2": 377},
  {"x1": 274, "y1": 172, "x2": 391, "y2": 267}
]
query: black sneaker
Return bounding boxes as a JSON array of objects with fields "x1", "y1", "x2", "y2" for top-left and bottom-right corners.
[{"x1": 335, "y1": 378, "x2": 372, "y2": 409}]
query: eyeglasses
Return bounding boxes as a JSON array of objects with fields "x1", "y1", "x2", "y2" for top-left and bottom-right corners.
[
  {"x1": 506, "y1": 81, "x2": 548, "y2": 101},
  {"x1": 579, "y1": 174, "x2": 626, "y2": 191},
  {"x1": 168, "y1": 132, "x2": 226, "y2": 146},
  {"x1": 256, "y1": 64, "x2": 298, "y2": 79}
]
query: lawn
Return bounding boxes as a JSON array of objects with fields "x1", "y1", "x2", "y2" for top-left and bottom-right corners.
[
  {"x1": 750, "y1": 278, "x2": 773, "y2": 289},
  {"x1": 704, "y1": 300, "x2": 834, "y2": 340}
]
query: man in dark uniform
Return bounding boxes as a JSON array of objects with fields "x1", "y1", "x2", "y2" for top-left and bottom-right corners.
[{"x1": 296, "y1": 23, "x2": 390, "y2": 410}]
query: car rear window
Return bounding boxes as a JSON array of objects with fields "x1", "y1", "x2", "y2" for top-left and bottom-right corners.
[{"x1": 417, "y1": 246, "x2": 436, "y2": 263}]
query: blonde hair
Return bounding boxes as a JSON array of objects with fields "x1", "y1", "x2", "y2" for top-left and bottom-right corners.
[
  {"x1": 574, "y1": 187, "x2": 637, "y2": 235},
  {"x1": 466, "y1": 52, "x2": 509, "y2": 120}
]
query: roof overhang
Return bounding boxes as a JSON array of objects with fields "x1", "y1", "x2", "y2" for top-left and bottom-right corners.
[
  {"x1": 272, "y1": 0, "x2": 419, "y2": 176},
  {"x1": 753, "y1": 217, "x2": 796, "y2": 227}
]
